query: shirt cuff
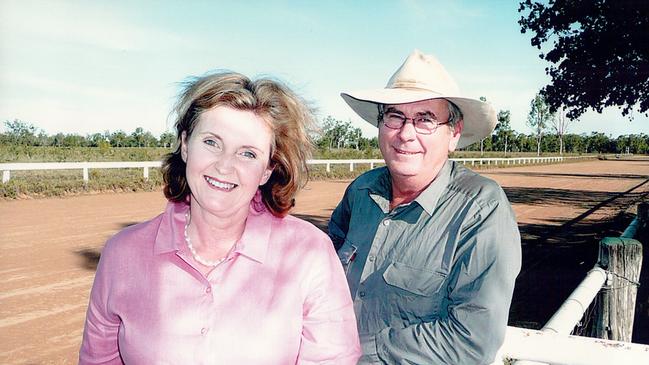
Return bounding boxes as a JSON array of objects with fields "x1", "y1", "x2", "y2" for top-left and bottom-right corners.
[{"x1": 358, "y1": 333, "x2": 381, "y2": 364}]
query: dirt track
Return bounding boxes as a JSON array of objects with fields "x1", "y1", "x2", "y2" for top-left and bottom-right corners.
[{"x1": 1, "y1": 159, "x2": 648, "y2": 364}]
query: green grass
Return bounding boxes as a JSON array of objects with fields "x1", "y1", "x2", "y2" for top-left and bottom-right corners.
[
  {"x1": 0, "y1": 168, "x2": 163, "y2": 199},
  {"x1": 0, "y1": 145, "x2": 171, "y2": 163}
]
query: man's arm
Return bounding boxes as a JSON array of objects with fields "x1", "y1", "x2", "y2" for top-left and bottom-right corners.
[
  {"x1": 362, "y1": 199, "x2": 522, "y2": 365},
  {"x1": 328, "y1": 186, "x2": 352, "y2": 251}
]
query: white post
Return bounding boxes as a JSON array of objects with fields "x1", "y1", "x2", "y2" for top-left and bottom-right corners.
[
  {"x1": 83, "y1": 168, "x2": 89, "y2": 182},
  {"x1": 2, "y1": 170, "x2": 9, "y2": 183},
  {"x1": 349, "y1": 162, "x2": 354, "y2": 172},
  {"x1": 370, "y1": 162, "x2": 374, "y2": 169},
  {"x1": 143, "y1": 167, "x2": 149, "y2": 180},
  {"x1": 326, "y1": 163, "x2": 331, "y2": 173}
]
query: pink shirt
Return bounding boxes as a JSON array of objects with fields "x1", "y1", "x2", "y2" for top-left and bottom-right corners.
[{"x1": 80, "y1": 201, "x2": 360, "y2": 364}]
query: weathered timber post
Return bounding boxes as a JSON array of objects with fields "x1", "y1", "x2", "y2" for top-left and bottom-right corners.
[{"x1": 591, "y1": 237, "x2": 642, "y2": 342}]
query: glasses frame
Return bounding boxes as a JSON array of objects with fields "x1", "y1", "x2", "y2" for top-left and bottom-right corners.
[{"x1": 378, "y1": 110, "x2": 451, "y2": 135}]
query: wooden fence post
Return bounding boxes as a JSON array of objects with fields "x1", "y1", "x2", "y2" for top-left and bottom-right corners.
[{"x1": 591, "y1": 237, "x2": 643, "y2": 341}]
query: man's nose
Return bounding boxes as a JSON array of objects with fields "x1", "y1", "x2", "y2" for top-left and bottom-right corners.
[{"x1": 397, "y1": 121, "x2": 417, "y2": 141}]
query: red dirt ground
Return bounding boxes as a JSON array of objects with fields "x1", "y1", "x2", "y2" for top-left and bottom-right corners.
[{"x1": 1, "y1": 159, "x2": 648, "y2": 364}]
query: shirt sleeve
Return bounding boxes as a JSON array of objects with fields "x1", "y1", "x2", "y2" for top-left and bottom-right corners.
[
  {"x1": 328, "y1": 186, "x2": 352, "y2": 250},
  {"x1": 79, "y1": 240, "x2": 124, "y2": 365},
  {"x1": 296, "y1": 234, "x2": 361, "y2": 364},
  {"x1": 367, "y1": 198, "x2": 522, "y2": 365}
]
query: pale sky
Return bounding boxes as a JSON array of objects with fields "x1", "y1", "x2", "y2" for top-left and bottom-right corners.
[{"x1": 1, "y1": 0, "x2": 647, "y2": 139}]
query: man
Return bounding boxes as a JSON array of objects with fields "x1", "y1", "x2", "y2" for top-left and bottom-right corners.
[{"x1": 329, "y1": 50, "x2": 521, "y2": 364}]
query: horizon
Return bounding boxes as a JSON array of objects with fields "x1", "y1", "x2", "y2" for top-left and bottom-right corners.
[{"x1": 1, "y1": 1, "x2": 647, "y2": 139}]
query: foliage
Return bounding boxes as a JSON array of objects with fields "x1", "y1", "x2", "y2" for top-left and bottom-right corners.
[
  {"x1": 549, "y1": 108, "x2": 573, "y2": 154},
  {"x1": 519, "y1": 0, "x2": 649, "y2": 119},
  {"x1": 494, "y1": 110, "x2": 514, "y2": 154},
  {"x1": 527, "y1": 94, "x2": 554, "y2": 156},
  {"x1": 314, "y1": 116, "x2": 378, "y2": 151},
  {"x1": 1, "y1": 120, "x2": 175, "y2": 148}
]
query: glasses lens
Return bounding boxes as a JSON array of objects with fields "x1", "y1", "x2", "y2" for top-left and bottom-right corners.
[
  {"x1": 383, "y1": 113, "x2": 404, "y2": 129},
  {"x1": 414, "y1": 117, "x2": 436, "y2": 134}
]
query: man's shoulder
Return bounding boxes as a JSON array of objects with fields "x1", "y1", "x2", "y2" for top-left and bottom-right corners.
[
  {"x1": 346, "y1": 166, "x2": 389, "y2": 192},
  {"x1": 448, "y1": 162, "x2": 507, "y2": 204}
]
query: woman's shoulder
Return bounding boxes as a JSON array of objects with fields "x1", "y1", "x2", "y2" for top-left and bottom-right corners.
[
  {"x1": 271, "y1": 214, "x2": 331, "y2": 249},
  {"x1": 101, "y1": 212, "x2": 165, "y2": 259}
]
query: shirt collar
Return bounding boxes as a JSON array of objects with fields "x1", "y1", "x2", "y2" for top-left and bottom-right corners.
[
  {"x1": 233, "y1": 205, "x2": 272, "y2": 263},
  {"x1": 359, "y1": 160, "x2": 453, "y2": 215},
  {"x1": 154, "y1": 201, "x2": 188, "y2": 255},
  {"x1": 414, "y1": 159, "x2": 453, "y2": 216},
  {"x1": 153, "y1": 199, "x2": 272, "y2": 264}
]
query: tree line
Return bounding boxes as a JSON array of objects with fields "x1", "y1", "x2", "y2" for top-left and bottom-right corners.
[
  {"x1": 2, "y1": 115, "x2": 647, "y2": 155},
  {"x1": 315, "y1": 96, "x2": 649, "y2": 155},
  {"x1": 0, "y1": 120, "x2": 176, "y2": 148}
]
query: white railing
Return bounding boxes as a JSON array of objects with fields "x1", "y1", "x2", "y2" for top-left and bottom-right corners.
[
  {"x1": 492, "y1": 266, "x2": 649, "y2": 365},
  {"x1": 0, "y1": 161, "x2": 162, "y2": 183},
  {"x1": 0, "y1": 156, "x2": 589, "y2": 183},
  {"x1": 498, "y1": 326, "x2": 649, "y2": 365}
]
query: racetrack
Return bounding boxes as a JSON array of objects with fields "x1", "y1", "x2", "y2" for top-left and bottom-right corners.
[{"x1": 1, "y1": 158, "x2": 648, "y2": 364}]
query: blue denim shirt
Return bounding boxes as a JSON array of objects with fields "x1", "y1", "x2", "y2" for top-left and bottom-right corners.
[{"x1": 329, "y1": 160, "x2": 521, "y2": 364}]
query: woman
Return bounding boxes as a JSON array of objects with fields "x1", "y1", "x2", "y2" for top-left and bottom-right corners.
[{"x1": 79, "y1": 72, "x2": 361, "y2": 364}]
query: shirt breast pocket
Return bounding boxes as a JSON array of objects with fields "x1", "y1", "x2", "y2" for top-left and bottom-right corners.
[
  {"x1": 337, "y1": 239, "x2": 357, "y2": 275},
  {"x1": 382, "y1": 261, "x2": 447, "y2": 322}
]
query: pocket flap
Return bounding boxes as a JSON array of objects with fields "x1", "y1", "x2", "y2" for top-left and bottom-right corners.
[{"x1": 382, "y1": 261, "x2": 446, "y2": 296}]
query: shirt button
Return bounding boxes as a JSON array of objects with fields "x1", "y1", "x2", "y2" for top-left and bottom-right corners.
[
  {"x1": 368, "y1": 255, "x2": 375, "y2": 262},
  {"x1": 359, "y1": 291, "x2": 366, "y2": 297},
  {"x1": 201, "y1": 327, "x2": 208, "y2": 335},
  {"x1": 205, "y1": 286, "x2": 211, "y2": 294},
  {"x1": 383, "y1": 219, "x2": 390, "y2": 226}
]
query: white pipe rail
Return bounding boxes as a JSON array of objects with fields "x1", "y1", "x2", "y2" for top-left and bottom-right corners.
[
  {"x1": 513, "y1": 267, "x2": 609, "y2": 365},
  {"x1": 0, "y1": 156, "x2": 592, "y2": 183},
  {"x1": 542, "y1": 267, "x2": 608, "y2": 335},
  {"x1": 498, "y1": 326, "x2": 649, "y2": 365}
]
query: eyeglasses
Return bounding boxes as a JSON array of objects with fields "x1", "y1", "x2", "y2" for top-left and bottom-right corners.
[{"x1": 379, "y1": 111, "x2": 450, "y2": 135}]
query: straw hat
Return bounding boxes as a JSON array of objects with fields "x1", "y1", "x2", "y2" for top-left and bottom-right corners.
[{"x1": 341, "y1": 49, "x2": 497, "y2": 148}]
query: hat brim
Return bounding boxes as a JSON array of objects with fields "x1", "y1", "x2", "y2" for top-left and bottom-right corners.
[{"x1": 341, "y1": 88, "x2": 497, "y2": 149}]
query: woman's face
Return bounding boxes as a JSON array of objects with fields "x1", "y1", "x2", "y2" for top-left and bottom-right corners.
[{"x1": 181, "y1": 106, "x2": 273, "y2": 219}]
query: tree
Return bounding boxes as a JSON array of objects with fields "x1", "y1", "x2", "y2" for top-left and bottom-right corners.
[
  {"x1": 527, "y1": 94, "x2": 554, "y2": 156},
  {"x1": 586, "y1": 132, "x2": 612, "y2": 154},
  {"x1": 3, "y1": 119, "x2": 38, "y2": 145},
  {"x1": 316, "y1": 116, "x2": 353, "y2": 149},
  {"x1": 549, "y1": 108, "x2": 573, "y2": 155},
  {"x1": 159, "y1": 131, "x2": 176, "y2": 148},
  {"x1": 109, "y1": 131, "x2": 128, "y2": 147},
  {"x1": 494, "y1": 110, "x2": 513, "y2": 155},
  {"x1": 519, "y1": 0, "x2": 649, "y2": 119},
  {"x1": 478, "y1": 97, "x2": 489, "y2": 155}
]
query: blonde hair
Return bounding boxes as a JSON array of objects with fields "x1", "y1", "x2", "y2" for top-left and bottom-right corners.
[{"x1": 162, "y1": 71, "x2": 315, "y2": 217}]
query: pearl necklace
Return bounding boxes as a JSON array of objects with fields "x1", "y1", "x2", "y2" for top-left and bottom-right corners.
[{"x1": 184, "y1": 212, "x2": 225, "y2": 267}]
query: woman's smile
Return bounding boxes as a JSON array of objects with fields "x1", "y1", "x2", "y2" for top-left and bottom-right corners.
[{"x1": 204, "y1": 175, "x2": 237, "y2": 191}]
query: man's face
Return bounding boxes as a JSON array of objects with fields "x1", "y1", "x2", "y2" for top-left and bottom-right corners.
[{"x1": 378, "y1": 99, "x2": 462, "y2": 185}]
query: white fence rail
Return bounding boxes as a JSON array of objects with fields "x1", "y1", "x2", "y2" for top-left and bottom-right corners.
[
  {"x1": 498, "y1": 326, "x2": 649, "y2": 365},
  {"x1": 0, "y1": 156, "x2": 585, "y2": 183}
]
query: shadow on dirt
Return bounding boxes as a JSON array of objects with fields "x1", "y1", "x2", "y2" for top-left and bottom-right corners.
[{"x1": 75, "y1": 248, "x2": 101, "y2": 271}]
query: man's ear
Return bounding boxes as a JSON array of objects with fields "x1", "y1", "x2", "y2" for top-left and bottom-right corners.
[
  {"x1": 448, "y1": 120, "x2": 464, "y2": 153},
  {"x1": 180, "y1": 131, "x2": 188, "y2": 162}
]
